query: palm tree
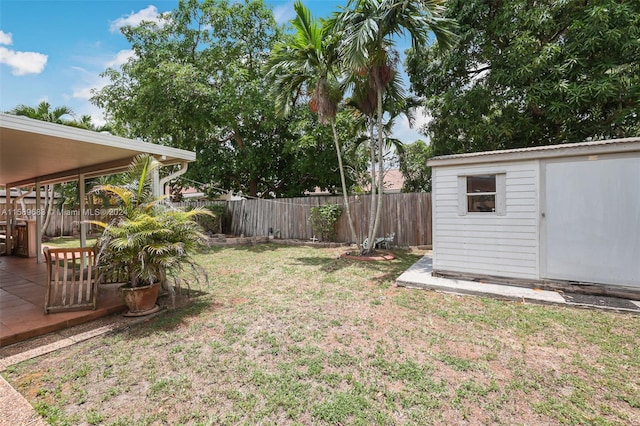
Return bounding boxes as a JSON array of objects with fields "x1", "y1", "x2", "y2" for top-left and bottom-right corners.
[
  {"x1": 333, "y1": 0, "x2": 456, "y2": 253},
  {"x1": 266, "y1": 0, "x2": 360, "y2": 246},
  {"x1": 346, "y1": 63, "x2": 421, "y2": 245},
  {"x1": 9, "y1": 101, "x2": 74, "y2": 123},
  {"x1": 91, "y1": 154, "x2": 211, "y2": 305}
]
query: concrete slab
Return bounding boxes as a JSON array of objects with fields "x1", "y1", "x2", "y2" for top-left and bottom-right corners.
[{"x1": 397, "y1": 255, "x2": 640, "y2": 313}]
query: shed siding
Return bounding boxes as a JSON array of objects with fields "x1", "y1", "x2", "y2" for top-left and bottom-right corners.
[{"x1": 432, "y1": 161, "x2": 539, "y2": 279}]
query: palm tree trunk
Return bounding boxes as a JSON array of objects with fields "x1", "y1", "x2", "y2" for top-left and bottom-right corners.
[
  {"x1": 367, "y1": 88, "x2": 385, "y2": 252},
  {"x1": 364, "y1": 119, "x2": 377, "y2": 254},
  {"x1": 331, "y1": 120, "x2": 358, "y2": 246}
]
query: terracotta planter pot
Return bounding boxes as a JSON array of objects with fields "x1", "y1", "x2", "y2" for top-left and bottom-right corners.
[{"x1": 119, "y1": 282, "x2": 161, "y2": 316}]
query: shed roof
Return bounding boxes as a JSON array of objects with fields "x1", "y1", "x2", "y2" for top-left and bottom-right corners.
[
  {"x1": 0, "y1": 113, "x2": 196, "y2": 188},
  {"x1": 427, "y1": 137, "x2": 640, "y2": 167}
]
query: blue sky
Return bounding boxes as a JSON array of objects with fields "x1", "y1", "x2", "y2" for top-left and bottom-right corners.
[{"x1": 0, "y1": 0, "x2": 426, "y2": 143}]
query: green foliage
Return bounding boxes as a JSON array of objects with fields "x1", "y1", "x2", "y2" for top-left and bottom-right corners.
[
  {"x1": 408, "y1": 0, "x2": 640, "y2": 156},
  {"x1": 266, "y1": 0, "x2": 361, "y2": 244},
  {"x1": 330, "y1": 0, "x2": 456, "y2": 253},
  {"x1": 92, "y1": 0, "x2": 352, "y2": 198},
  {"x1": 8, "y1": 101, "x2": 73, "y2": 124},
  {"x1": 91, "y1": 154, "x2": 211, "y2": 298},
  {"x1": 399, "y1": 139, "x2": 432, "y2": 192},
  {"x1": 287, "y1": 108, "x2": 367, "y2": 194},
  {"x1": 189, "y1": 203, "x2": 225, "y2": 235},
  {"x1": 34, "y1": 401, "x2": 77, "y2": 426},
  {"x1": 8, "y1": 100, "x2": 111, "y2": 132},
  {"x1": 311, "y1": 389, "x2": 371, "y2": 424},
  {"x1": 205, "y1": 204, "x2": 225, "y2": 233},
  {"x1": 308, "y1": 204, "x2": 343, "y2": 242}
]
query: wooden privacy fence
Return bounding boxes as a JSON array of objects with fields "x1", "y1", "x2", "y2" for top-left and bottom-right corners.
[
  {"x1": 178, "y1": 192, "x2": 432, "y2": 248},
  {"x1": 4, "y1": 192, "x2": 432, "y2": 247},
  {"x1": 0, "y1": 205, "x2": 118, "y2": 238}
]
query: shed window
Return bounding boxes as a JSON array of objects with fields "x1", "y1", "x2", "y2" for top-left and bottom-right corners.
[
  {"x1": 458, "y1": 173, "x2": 506, "y2": 215},
  {"x1": 467, "y1": 175, "x2": 496, "y2": 212}
]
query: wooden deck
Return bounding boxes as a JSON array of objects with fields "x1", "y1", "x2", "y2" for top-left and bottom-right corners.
[{"x1": 0, "y1": 255, "x2": 125, "y2": 347}]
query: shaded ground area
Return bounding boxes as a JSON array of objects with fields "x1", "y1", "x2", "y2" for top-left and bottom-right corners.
[{"x1": 1, "y1": 244, "x2": 639, "y2": 425}]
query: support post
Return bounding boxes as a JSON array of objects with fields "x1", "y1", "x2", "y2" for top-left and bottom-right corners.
[
  {"x1": 6, "y1": 187, "x2": 14, "y2": 255},
  {"x1": 79, "y1": 174, "x2": 87, "y2": 248},
  {"x1": 3, "y1": 187, "x2": 11, "y2": 255},
  {"x1": 152, "y1": 167, "x2": 161, "y2": 198},
  {"x1": 35, "y1": 180, "x2": 43, "y2": 263}
]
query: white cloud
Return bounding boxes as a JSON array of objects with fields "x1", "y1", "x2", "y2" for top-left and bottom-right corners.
[
  {"x1": 413, "y1": 106, "x2": 432, "y2": 129},
  {"x1": 0, "y1": 46, "x2": 47, "y2": 75},
  {"x1": 272, "y1": 1, "x2": 295, "y2": 25},
  {"x1": 65, "y1": 72, "x2": 109, "y2": 126},
  {"x1": 393, "y1": 106, "x2": 431, "y2": 144},
  {"x1": 109, "y1": 5, "x2": 164, "y2": 33},
  {"x1": 107, "y1": 49, "x2": 136, "y2": 67},
  {"x1": 0, "y1": 30, "x2": 13, "y2": 45},
  {"x1": 71, "y1": 85, "x2": 95, "y2": 100},
  {"x1": 69, "y1": 66, "x2": 109, "y2": 100},
  {"x1": 70, "y1": 48, "x2": 135, "y2": 105}
]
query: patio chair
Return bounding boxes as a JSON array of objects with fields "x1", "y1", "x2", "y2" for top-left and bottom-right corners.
[
  {"x1": 361, "y1": 232, "x2": 396, "y2": 250},
  {"x1": 43, "y1": 247, "x2": 98, "y2": 314},
  {"x1": 381, "y1": 232, "x2": 395, "y2": 249}
]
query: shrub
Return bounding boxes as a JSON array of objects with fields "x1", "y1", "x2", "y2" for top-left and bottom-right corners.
[
  {"x1": 192, "y1": 203, "x2": 225, "y2": 234},
  {"x1": 308, "y1": 204, "x2": 342, "y2": 242}
]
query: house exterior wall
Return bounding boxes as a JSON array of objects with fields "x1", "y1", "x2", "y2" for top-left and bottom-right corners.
[{"x1": 432, "y1": 160, "x2": 540, "y2": 280}]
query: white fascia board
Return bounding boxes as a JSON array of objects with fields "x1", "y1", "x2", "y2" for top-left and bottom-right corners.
[{"x1": 1, "y1": 113, "x2": 195, "y2": 162}]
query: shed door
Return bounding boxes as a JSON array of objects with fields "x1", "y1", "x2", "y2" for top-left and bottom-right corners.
[{"x1": 543, "y1": 156, "x2": 640, "y2": 288}]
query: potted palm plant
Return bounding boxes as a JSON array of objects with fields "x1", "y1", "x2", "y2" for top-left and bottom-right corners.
[{"x1": 91, "y1": 154, "x2": 211, "y2": 316}]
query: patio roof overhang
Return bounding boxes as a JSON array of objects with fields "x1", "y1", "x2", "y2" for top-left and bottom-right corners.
[
  {"x1": 0, "y1": 113, "x2": 195, "y2": 188},
  {"x1": 0, "y1": 113, "x2": 197, "y2": 260}
]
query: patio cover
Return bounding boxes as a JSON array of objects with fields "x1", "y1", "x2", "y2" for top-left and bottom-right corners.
[
  {"x1": 0, "y1": 113, "x2": 196, "y2": 260},
  {"x1": 0, "y1": 113, "x2": 195, "y2": 187}
]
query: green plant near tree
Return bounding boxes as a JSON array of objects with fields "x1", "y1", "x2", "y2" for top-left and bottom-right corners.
[
  {"x1": 90, "y1": 154, "x2": 212, "y2": 306},
  {"x1": 308, "y1": 204, "x2": 343, "y2": 242},
  {"x1": 205, "y1": 204, "x2": 226, "y2": 234},
  {"x1": 399, "y1": 139, "x2": 433, "y2": 193},
  {"x1": 192, "y1": 204, "x2": 226, "y2": 235}
]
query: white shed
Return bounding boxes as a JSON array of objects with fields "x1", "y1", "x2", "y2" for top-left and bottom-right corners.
[{"x1": 427, "y1": 137, "x2": 640, "y2": 297}]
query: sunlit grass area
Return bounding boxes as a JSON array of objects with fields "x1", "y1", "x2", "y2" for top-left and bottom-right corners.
[
  {"x1": 3, "y1": 244, "x2": 639, "y2": 425},
  {"x1": 44, "y1": 237, "x2": 97, "y2": 249}
]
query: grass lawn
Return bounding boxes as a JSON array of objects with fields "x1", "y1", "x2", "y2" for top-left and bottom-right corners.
[
  {"x1": 45, "y1": 237, "x2": 97, "y2": 249},
  {"x1": 3, "y1": 244, "x2": 639, "y2": 425}
]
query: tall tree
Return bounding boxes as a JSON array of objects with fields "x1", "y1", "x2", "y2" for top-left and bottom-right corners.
[
  {"x1": 333, "y1": 0, "x2": 456, "y2": 253},
  {"x1": 266, "y1": 0, "x2": 359, "y2": 243},
  {"x1": 93, "y1": 0, "x2": 339, "y2": 198},
  {"x1": 398, "y1": 139, "x2": 432, "y2": 192},
  {"x1": 408, "y1": 0, "x2": 640, "y2": 156}
]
